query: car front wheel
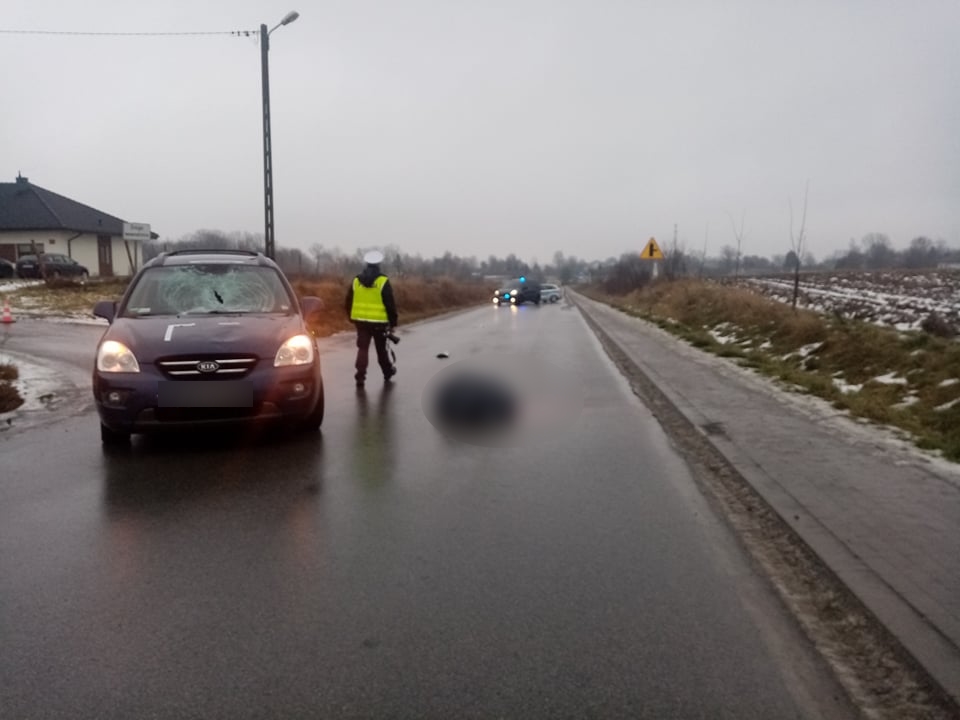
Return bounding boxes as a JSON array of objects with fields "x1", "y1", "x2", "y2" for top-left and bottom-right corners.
[{"x1": 302, "y1": 384, "x2": 325, "y2": 431}]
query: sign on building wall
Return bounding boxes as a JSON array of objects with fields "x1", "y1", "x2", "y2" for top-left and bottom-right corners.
[{"x1": 122, "y1": 222, "x2": 151, "y2": 242}]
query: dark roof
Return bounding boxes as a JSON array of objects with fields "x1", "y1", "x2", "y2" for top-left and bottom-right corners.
[{"x1": 0, "y1": 175, "x2": 127, "y2": 235}]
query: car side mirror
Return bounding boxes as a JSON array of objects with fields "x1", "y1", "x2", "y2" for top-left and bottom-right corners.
[
  {"x1": 93, "y1": 300, "x2": 117, "y2": 323},
  {"x1": 300, "y1": 296, "x2": 324, "y2": 324}
]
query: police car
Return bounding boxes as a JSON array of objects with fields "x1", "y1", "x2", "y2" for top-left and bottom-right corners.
[{"x1": 492, "y1": 277, "x2": 542, "y2": 306}]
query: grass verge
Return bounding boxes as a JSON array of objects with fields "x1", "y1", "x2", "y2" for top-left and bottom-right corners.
[{"x1": 582, "y1": 280, "x2": 960, "y2": 461}]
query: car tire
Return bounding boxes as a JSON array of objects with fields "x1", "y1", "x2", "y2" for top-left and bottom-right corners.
[
  {"x1": 79, "y1": 271, "x2": 89, "y2": 284},
  {"x1": 101, "y1": 422, "x2": 131, "y2": 446},
  {"x1": 550, "y1": 295, "x2": 559, "y2": 303},
  {"x1": 302, "y1": 383, "x2": 325, "y2": 431}
]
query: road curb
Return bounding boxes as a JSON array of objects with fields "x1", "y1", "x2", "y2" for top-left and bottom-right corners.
[{"x1": 572, "y1": 291, "x2": 960, "y2": 715}]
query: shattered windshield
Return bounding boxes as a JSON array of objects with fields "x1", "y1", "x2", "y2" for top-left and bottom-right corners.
[{"x1": 121, "y1": 264, "x2": 294, "y2": 317}]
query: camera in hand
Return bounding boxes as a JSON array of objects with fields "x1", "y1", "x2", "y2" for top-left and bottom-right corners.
[{"x1": 386, "y1": 330, "x2": 400, "y2": 344}]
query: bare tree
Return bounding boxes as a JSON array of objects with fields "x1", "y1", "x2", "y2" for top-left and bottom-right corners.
[
  {"x1": 720, "y1": 244, "x2": 738, "y2": 274},
  {"x1": 727, "y1": 211, "x2": 745, "y2": 279},
  {"x1": 699, "y1": 222, "x2": 709, "y2": 278},
  {"x1": 788, "y1": 181, "x2": 810, "y2": 309}
]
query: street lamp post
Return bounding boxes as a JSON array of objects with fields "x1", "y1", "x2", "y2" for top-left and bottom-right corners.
[{"x1": 260, "y1": 10, "x2": 299, "y2": 260}]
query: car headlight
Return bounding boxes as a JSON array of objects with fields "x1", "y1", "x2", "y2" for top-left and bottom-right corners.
[
  {"x1": 97, "y1": 340, "x2": 140, "y2": 373},
  {"x1": 275, "y1": 334, "x2": 315, "y2": 367}
]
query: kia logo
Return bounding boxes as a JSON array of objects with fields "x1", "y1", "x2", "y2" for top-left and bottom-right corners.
[{"x1": 197, "y1": 361, "x2": 220, "y2": 373}]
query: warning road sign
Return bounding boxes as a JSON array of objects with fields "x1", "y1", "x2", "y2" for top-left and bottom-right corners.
[{"x1": 641, "y1": 238, "x2": 664, "y2": 260}]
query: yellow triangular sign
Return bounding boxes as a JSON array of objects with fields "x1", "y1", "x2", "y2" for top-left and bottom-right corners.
[{"x1": 641, "y1": 237, "x2": 664, "y2": 260}]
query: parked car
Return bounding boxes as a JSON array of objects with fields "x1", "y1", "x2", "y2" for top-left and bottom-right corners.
[
  {"x1": 16, "y1": 253, "x2": 89, "y2": 281},
  {"x1": 91, "y1": 249, "x2": 326, "y2": 445},
  {"x1": 540, "y1": 283, "x2": 562, "y2": 303},
  {"x1": 493, "y1": 280, "x2": 542, "y2": 307},
  {"x1": 0, "y1": 258, "x2": 15, "y2": 279}
]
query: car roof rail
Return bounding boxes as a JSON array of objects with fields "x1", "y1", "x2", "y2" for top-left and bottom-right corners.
[{"x1": 164, "y1": 249, "x2": 262, "y2": 257}]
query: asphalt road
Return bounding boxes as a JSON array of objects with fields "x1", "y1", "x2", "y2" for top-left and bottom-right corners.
[{"x1": 0, "y1": 303, "x2": 854, "y2": 719}]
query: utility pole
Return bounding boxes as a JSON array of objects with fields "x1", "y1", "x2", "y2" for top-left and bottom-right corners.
[
  {"x1": 259, "y1": 11, "x2": 299, "y2": 260},
  {"x1": 260, "y1": 23, "x2": 274, "y2": 260}
]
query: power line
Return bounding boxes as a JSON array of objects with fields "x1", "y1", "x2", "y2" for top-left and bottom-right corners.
[{"x1": 0, "y1": 28, "x2": 257, "y2": 37}]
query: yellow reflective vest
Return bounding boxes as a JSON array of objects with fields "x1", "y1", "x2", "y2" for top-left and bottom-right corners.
[{"x1": 350, "y1": 276, "x2": 389, "y2": 323}]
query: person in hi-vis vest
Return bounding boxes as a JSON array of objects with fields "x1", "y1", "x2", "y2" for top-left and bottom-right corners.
[{"x1": 345, "y1": 251, "x2": 398, "y2": 387}]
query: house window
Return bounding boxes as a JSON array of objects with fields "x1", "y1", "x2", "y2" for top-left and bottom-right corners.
[{"x1": 16, "y1": 244, "x2": 44, "y2": 256}]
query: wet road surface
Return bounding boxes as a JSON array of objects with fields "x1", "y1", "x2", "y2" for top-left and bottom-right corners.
[{"x1": 0, "y1": 304, "x2": 853, "y2": 718}]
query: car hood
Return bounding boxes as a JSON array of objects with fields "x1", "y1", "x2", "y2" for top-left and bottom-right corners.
[{"x1": 103, "y1": 314, "x2": 307, "y2": 362}]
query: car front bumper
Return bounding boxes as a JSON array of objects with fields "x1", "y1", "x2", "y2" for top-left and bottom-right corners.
[{"x1": 94, "y1": 362, "x2": 321, "y2": 433}]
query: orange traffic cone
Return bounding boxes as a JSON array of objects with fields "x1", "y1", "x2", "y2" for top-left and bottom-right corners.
[{"x1": 1, "y1": 297, "x2": 15, "y2": 324}]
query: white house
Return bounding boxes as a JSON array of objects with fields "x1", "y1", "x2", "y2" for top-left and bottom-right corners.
[{"x1": 0, "y1": 174, "x2": 155, "y2": 277}]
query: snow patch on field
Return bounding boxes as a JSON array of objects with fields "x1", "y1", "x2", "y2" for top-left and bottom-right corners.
[
  {"x1": 938, "y1": 378, "x2": 959, "y2": 388},
  {"x1": 0, "y1": 280, "x2": 43, "y2": 294},
  {"x1": 935, "y1": 398, "x2": 960, "y2": 412},
  {"x1": 893, "y1": 395, "x2": 919, "y2": 409},
  {"x1": 742, "y1": 270, "x2": 960, "y2": 332},
  {"x1": 833, "y1": 378, "x2": 863, "y2": 394},
  {"x1": 798, "y1": 342, "x2": 823, "y2": 358},
  {"x1": 872, "y1": 372, "x2": 909, "y2": 385},
  {"x1": 709, "y1": 328, "x2": 738, "y2": 344}
]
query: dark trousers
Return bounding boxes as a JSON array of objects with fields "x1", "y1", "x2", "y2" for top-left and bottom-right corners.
[{"x1": 355, "y1": 322, "x2": 393, "y2": 380}]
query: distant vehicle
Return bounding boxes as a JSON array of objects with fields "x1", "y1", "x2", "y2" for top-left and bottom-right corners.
[
  {"x1": 493, "y1": 278, "x2": 542, "y2": 307},
  {"x1": 91, "y1": 249, "x2": 326, "y2": 445},
  {"x1": 0, "y1": 258, "x2": 15, "y2": 279},
  {"x1": 17, "y1": 253, "x2": 89, "y2": 281},
  {"x1": 540, "y1": 283, "x2": 562, "y2": 303}
]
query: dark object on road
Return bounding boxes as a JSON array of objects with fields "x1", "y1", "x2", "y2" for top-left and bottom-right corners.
[
  {"x1": 433, "y1": 372, "x2": 517, "y2": 433},
  {"x1": 16, "y1": 253, "x2": 89, "y2": 281},
  {"x1": 436, "y1": 351, "x2": 450, "y2": 359},
  {"x1": 0, "y1": 257, "x2": 15, "y2": 279},
  {"x1": 91, "y1": 249, "x2": 326, "y2": 445}
]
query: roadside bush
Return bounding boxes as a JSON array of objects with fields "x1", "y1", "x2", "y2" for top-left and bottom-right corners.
[
  {"x1": 0, "y1": 380, "x2": 23, "y2": 414},
  {"x1": 0, "y1": 362, "x2": 18, "y2": 382},
  {"x1": 921, "y1": 312, "x2": 957, "y2": 339}
]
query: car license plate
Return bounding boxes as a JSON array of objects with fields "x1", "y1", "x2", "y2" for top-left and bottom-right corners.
[{"x1": 158, "y1": 381, "x2": 253, "y2": 408}]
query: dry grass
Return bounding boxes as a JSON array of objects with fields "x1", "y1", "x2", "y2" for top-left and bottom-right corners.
[
  {"x1": 586, "y1": 280, "x2": 960, "y2": 461},
  {"x1": 0, "y1": 362, "x2": 18, "y2": 382},
  {"x1": 0, "y1": 376, "x2": 23, "y2": 413},
  {"x1": 293, "y1": 277, "x2": 490, "y2": 336},
  {"x1": 5, "y1": 278, "x2": 131, "y2": 316},
  {"x1": 4, "y1": 275, "x2": 489, "y2": 330}
]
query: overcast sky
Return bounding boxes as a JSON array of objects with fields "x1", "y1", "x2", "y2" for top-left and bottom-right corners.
[{"x1": 3, "y1": 0, "x2": 958, "y2": 262}]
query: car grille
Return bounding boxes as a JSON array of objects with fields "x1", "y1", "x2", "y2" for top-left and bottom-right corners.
[{"x1": 156, "y1": 355, "x2": 258, "y2": 379}]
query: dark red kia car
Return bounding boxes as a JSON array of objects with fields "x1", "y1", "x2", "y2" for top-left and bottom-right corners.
[{"x1": 92, "y1": 249, "x2": 325, "y2": 445}]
